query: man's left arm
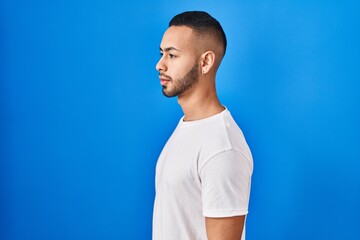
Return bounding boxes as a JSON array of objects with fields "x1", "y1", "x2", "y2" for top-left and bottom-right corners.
[
  {"x1": 200, "y1": 149, "x2": 253, "y2": 240},
  {"x1": 205, "y1": 215, "x2": 245, "y2": 240}
]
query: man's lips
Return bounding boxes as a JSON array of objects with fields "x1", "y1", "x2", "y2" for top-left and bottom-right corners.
[{"x1": 160, "y1": 77, "x2": 171, "y2": 85}]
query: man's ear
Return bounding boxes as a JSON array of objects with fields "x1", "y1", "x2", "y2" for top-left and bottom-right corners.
[{"x1": 200, "y1": 51, "x2": 215, "y2": 75}]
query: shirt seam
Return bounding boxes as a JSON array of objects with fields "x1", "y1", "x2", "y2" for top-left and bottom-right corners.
[
  {"x1": 199, "y1": 147, "x2": 252, "y2": 176},
  {"x1": 198, "y1": 113, "x2": 232, "y2": 173}
]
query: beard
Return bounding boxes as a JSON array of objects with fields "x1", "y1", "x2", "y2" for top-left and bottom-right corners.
[{"x1": 162, "y1": 63, "x2": 199, "y2": 98}]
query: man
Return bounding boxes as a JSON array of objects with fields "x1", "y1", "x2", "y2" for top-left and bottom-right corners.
[{"x1": 153, "y1": 11, "x2": 253, "y2": 240}]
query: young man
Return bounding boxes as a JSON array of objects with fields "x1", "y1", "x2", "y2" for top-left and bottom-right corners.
[{"x1": 153, "y1": 11, "x2": 253, "y2": 240}]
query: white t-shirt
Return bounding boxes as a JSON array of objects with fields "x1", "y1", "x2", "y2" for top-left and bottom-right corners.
[{"x1": 153, "y1": 108, "x2": 253, "y2": 240}]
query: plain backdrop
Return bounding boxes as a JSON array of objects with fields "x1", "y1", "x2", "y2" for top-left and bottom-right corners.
[{"x1": 1, "y1": 0, "x2": 359, "y2": 239}]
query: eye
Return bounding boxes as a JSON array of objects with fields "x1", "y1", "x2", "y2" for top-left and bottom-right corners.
[
  {"x1": 169, "y1": 54, "x2": 175, "y2": 59},
  {"x1": 159, "y1": 52, "x2": 163, "y2": 57}
]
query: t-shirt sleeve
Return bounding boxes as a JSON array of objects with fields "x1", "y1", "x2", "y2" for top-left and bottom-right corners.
[{"x1": 199, "y1": 149, "x2": 253, "y2": 218}]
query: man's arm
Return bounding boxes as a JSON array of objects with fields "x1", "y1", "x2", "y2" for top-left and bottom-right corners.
[{"x1": 205, "y1": 215, "x2": 245, "y2": 240}]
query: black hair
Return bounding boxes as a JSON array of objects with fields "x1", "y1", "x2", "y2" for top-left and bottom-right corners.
[{"x1": 169, "y1": 11, "x2": 227, "y2": 56}]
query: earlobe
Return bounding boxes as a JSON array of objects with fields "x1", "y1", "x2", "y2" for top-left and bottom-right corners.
[{"x1": 201, "y1": 51, "x2": 215, "y2": 75}]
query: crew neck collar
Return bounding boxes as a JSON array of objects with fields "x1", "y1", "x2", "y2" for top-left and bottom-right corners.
[{"x1": 179, "y1": 107, "x2": 229, "y2": 127}]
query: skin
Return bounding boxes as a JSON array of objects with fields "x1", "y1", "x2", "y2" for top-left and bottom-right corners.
[{"x1": 156, "y1": 25, "x2": 246, "y2": 239}]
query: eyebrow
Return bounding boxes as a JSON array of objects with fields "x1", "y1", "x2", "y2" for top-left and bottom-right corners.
[{"x1": 159, "y1": 46, "x2": 181, "y2": 52}]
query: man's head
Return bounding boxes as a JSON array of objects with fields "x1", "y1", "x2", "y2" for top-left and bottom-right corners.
[{"x1": 156, "y1": 11, "x2": 227, "y2": 98}]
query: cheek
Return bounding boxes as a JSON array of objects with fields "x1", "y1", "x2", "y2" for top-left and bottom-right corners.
[{"x1": 169, "y1": 58, "x2": 196, "y2": 78}]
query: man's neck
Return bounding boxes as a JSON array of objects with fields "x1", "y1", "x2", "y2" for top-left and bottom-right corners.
[{"x1": 178, "y1": 88, "x2": 225, "y2": 122}]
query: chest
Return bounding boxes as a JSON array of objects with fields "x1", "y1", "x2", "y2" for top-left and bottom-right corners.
[{"x1": 155, "y1": 131, "x2": 203, "y2": 192}]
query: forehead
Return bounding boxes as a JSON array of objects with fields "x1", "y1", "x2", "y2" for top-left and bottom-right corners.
[{"x1": 160, "y1": 26, "x2": 195, "y2": 51}]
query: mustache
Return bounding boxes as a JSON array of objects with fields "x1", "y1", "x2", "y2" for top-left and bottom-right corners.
[{"x1": 159, "y1": 73, "x2": 172, "y2": 81}]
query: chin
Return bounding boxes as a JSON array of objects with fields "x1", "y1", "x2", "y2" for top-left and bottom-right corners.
[
  {"x1": 162, "y1": 88, "x2": 175, "y2": 98},
  {"x1": 162, "y1": 92, "x2": 177, "y2": 98}
]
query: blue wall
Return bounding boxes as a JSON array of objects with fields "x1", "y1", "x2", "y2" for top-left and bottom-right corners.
[{"x1": 1, "y1": 1, "x2": 359, "y2": 239}]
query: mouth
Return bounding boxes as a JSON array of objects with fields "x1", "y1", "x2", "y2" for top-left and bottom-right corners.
[{"x1": 160, "y1": 77, "x2": 171, "y2": 85}]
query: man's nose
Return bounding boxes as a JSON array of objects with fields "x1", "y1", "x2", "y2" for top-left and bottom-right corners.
[{"x1": 156, "y1": 57, "x2": 167, "y2": 73}]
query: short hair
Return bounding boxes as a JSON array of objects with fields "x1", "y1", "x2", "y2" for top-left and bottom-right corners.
[{"x1": 169, "y1": 11, "x2": 227, "y2": 56}]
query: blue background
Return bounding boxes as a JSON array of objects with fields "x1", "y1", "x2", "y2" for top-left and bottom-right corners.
[{"x1": 1, "y1": 0, "x2": 359, "y2": 239}]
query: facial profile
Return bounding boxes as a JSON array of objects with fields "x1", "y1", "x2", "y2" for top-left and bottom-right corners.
[
  {"x1": 157, "y1": 26, "x2": 201, "y2": 98},
  {"x1": 156, "y1": 11, "x2": 227, "y2": 98}
]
